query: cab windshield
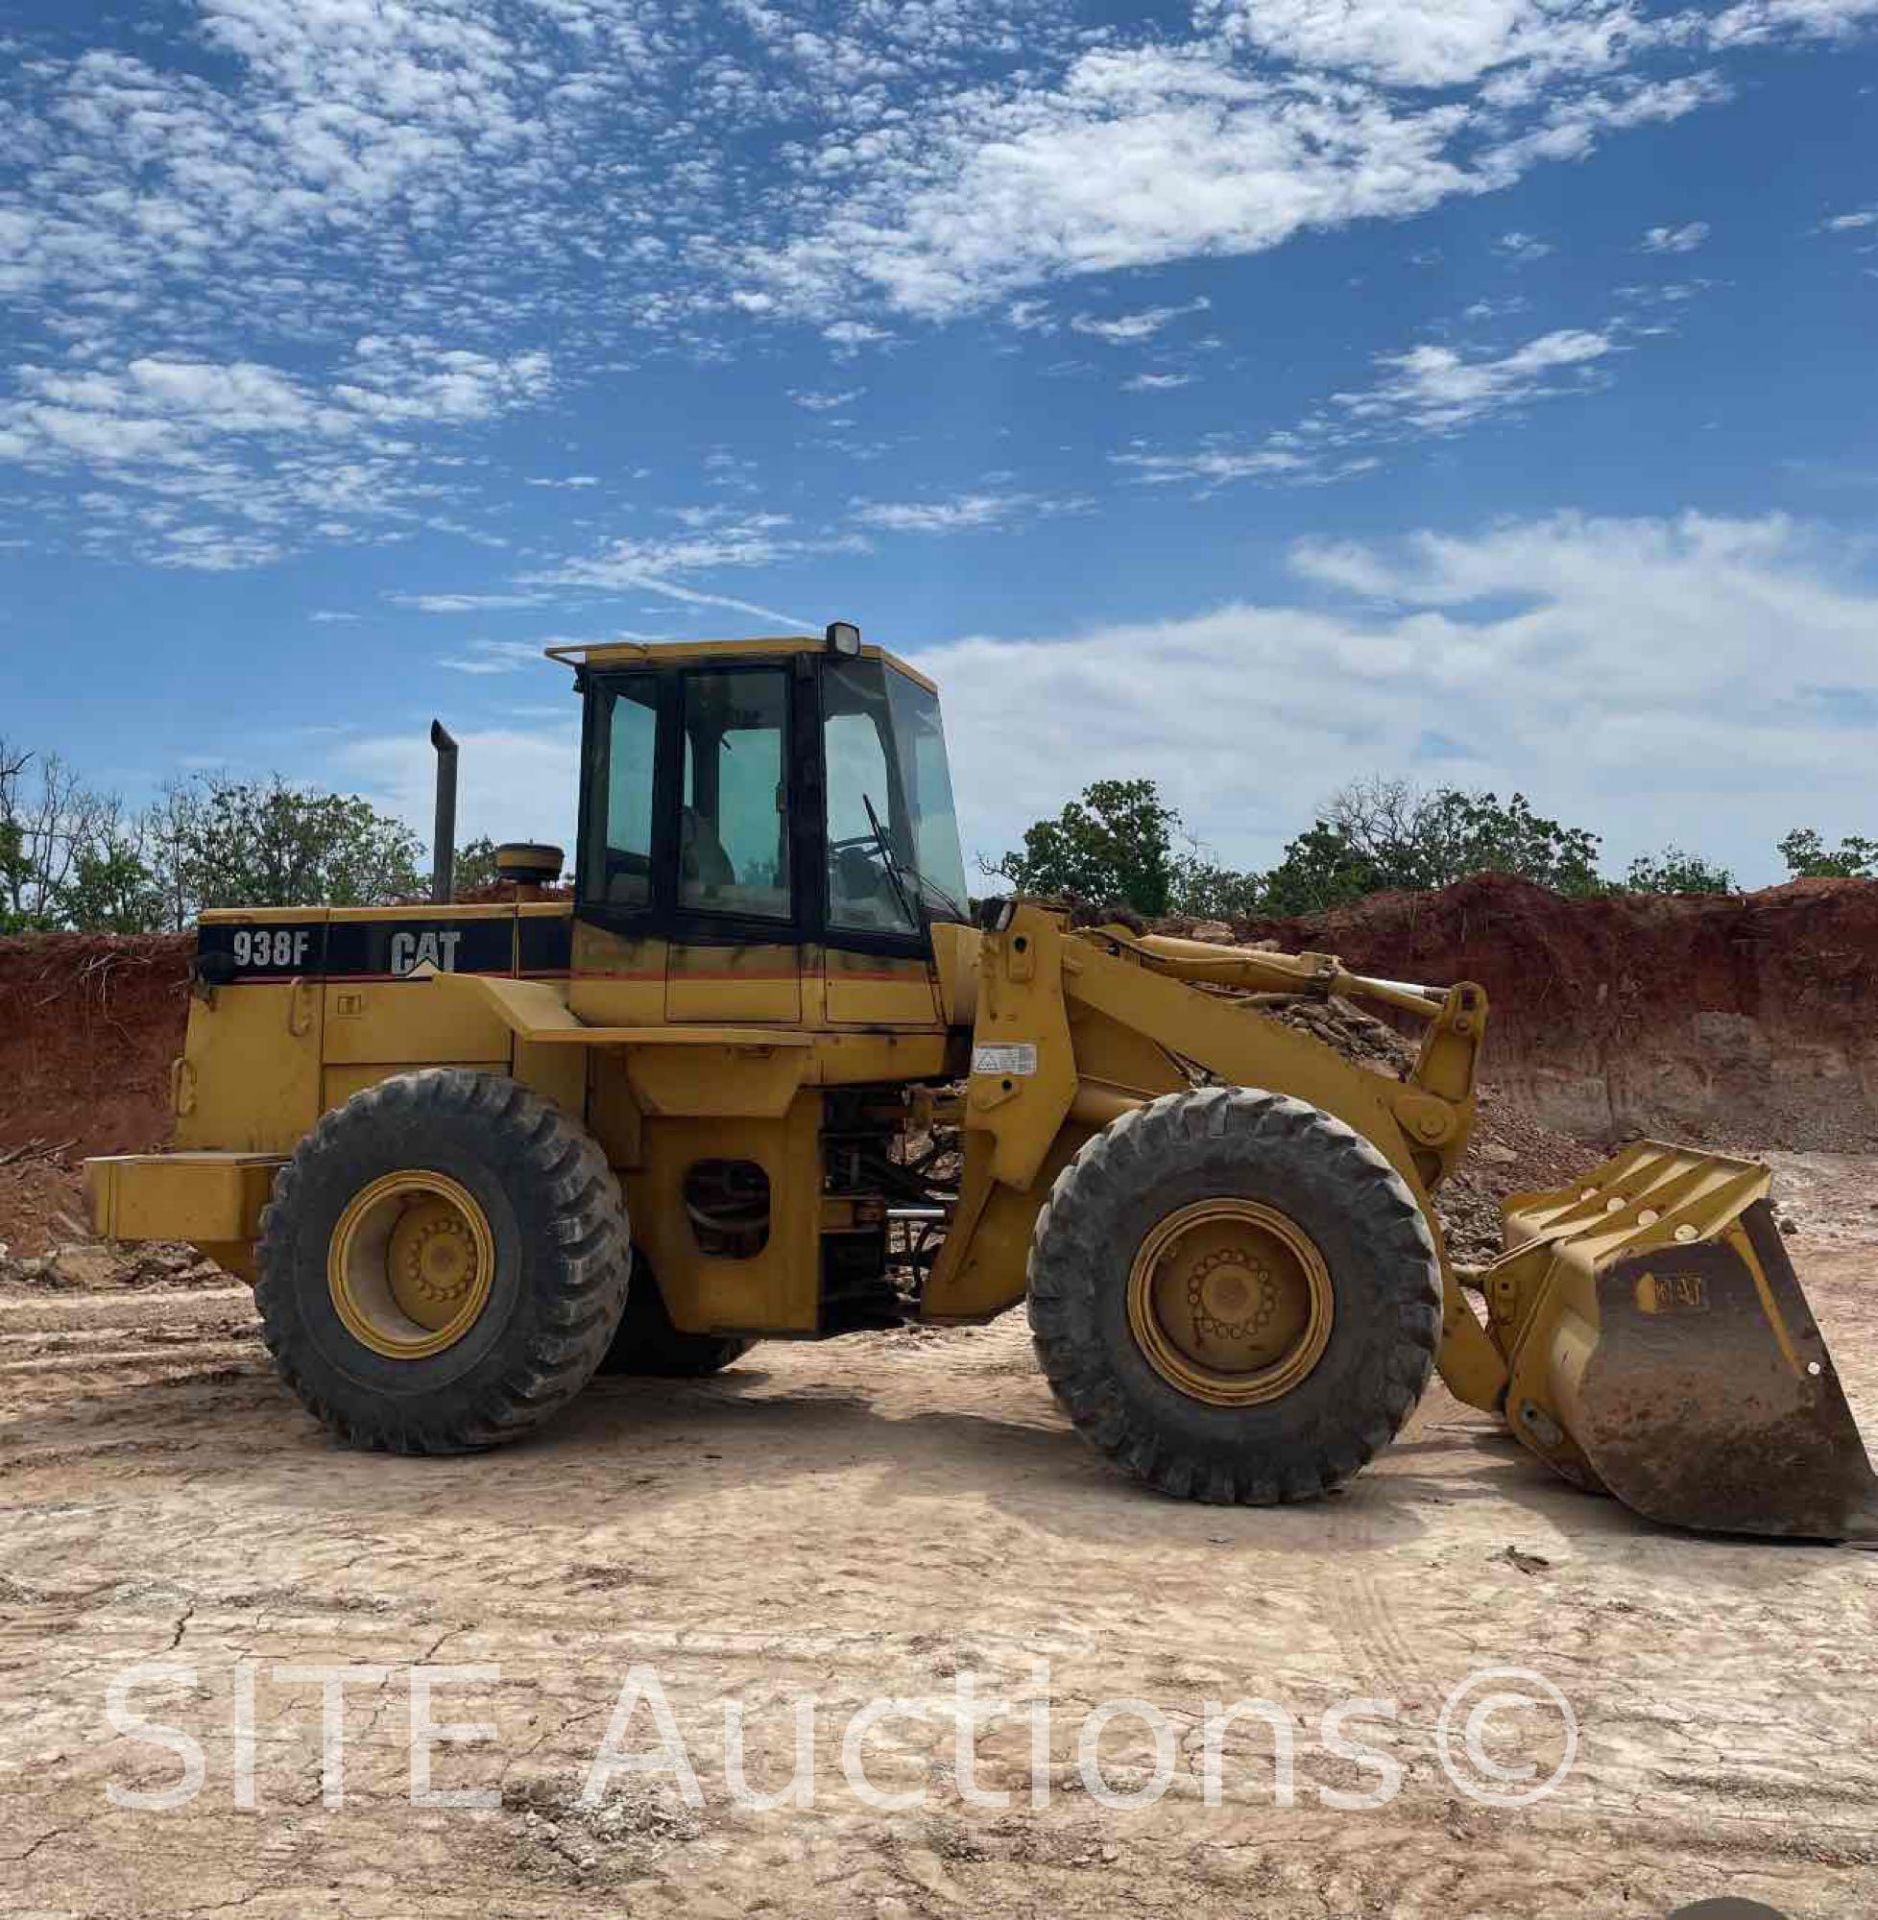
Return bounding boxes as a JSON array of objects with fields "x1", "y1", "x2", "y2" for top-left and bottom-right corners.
[{"x1": 822, "y1": 656, "x2": 969, "y2": 937}]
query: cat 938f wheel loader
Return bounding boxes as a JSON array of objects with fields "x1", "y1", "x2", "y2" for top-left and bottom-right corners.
[{"x1": 88, "y1": 625, "x2": 1878, "y2": 1539}]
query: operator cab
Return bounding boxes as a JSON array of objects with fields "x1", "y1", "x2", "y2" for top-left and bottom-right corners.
[{"x1": 568, "y1": 623, "x2": 970, "y2": 957}]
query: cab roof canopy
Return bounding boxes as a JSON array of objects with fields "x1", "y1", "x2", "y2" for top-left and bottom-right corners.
[{"x1": 545, "y1": 633, "x2": 935, "y2": 693}]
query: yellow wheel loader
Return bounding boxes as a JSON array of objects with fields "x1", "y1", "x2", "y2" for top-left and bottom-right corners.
[{"x1": 88, "y1": 625, "x2": 1878, "y2": 1538}]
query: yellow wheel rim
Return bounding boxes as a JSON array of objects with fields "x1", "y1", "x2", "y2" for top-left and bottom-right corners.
[
  {"x1": 1126, "y1": 1198, "x2": 1334, "y2": 1406},
  {"x1": 327, "y1": 1170, "x2": 495, "y2": 1360}
]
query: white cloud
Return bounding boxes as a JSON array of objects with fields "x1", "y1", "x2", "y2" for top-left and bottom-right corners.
[
  {"x1": 852, "y1": 492, "x2": 1049, "y2": 535},
  {"x1": 8, "y1": 356, "x2": 332, "y2": 460},
  {"x1": 1123, "y1": 372, "x2": 1196, "y2": 391},
  {"x1": 1070, "y1": 297, "x2": 1211, "y2": 345},
  {"x1": 615, "y1": 577, "x2": 811, "y2": 624},
  {"x1": 1333, "y1": 326, "x2": 1616, "y2": 432},
  {"x1": 335, "y1": 721, "x2": 582, "y2": 851},
  {"x1": 1116, "y1": 321, "x2": 1621, "y2": 490},
  {"x1": 1475, "y1": 68, "x2": 1729, "y2": 176},
  {"x1": 0, "y1": 339, "x2": 554, "y2": 567},
  {"x1": 1822, "y1": 207, "x2": 1877, "y2": 231},
  {"x1": 1114, "y1": 443, "x2": 1331, "y2": 488},
  {"x1": 1640, "y1": 219, "x2": 1711, "y2": 252},
  {"x1": 547, "y1": 513, "x2": 800, "y2": 581},
  {"x1": 333, "y1": 338, "x2": 553, "y2": 424},
  {"x1": 524, "y1": 474, "x2": 601, "y2": 488},
  {"x1": 790, "y1": 388, "x2": 865, "y2": 411},
  {"x1": 527, "y1": 511, "x2": 815, "y2": 623},
  {"x1": 437, "y1": 640, "x2": 551, "y2": 675},
  {"x1": 389, "y1": 591, "x2": 548, "y2": 613},
  {"x1": 146, "y1": 524, "x2": 286, "y2": 571},
  {"x1": 1705, "y1": 0, "x2": 1878, "y2": 48},
  {"x1": 5, "y1": 0, "x2": 1876, "y2": 574},
  {"x1": 822, "y1": 320, "x2": 891, "y2": 352},
  {"x1": 741, "y1": 13, "x2": 1763, "y2": 321},
  {"x1": 1200, "y1": 0, "x2": 1643, "y2": 91},
  {"x1": 911, "y1": 511, "x2": 1878, "y2": 886},
  {"x1": 1462, "y1": 293, "x2": 1530, "y2": 320},
  {"x1": 1493, "y1": 229, "x2": 1554, "y2": 261},
  {"x1": 748, "y1": 51, "x2": 1485, "y2": 316}
]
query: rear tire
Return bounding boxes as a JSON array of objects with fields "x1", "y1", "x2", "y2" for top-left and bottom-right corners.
[
  {"x1": 594, "y1": 1252, "x2": 753, "y2": 1377},
  {"x1": 1027, "y1": 1086, "x2": 1440, "y2": 1504},
  {"x1": 256, "y1": 1069, "x2": 631, "y2": 1453}
]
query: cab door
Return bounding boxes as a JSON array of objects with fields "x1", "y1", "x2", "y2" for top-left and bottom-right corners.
[
  {"x1": 819, "y1": 658, "x2": 942, "y2": 1028},
  {"x1": 569, "y1": 670, "x2": 667, "y2": 1026},
  {"x1": 662, "y1": 663, "x2": 804, "y2": 1025}
]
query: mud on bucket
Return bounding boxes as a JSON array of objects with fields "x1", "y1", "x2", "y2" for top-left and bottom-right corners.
[{"x1": 1479, "y1": 1142, "x2": 1878, "y2": 1542}]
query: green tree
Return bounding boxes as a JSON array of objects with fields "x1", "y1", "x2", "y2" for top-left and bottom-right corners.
[
  {"x1": 0, "y1": 740, "x2": 124, "y2": 931},
  {"x1": 452, "y1": 836, "x2": 502, "y2": 894},
  {"x1": 985, "y1": 777, "x2": 1180, "y2": 915},
  {"x1": 1416, "y1": 788, "x2": 1603, "y2": 896},
  {"x1": 0, "y1": 818, "x2": 27, "y2": 934},
  {"x1": 176, "y1": 776, "x2": 424, "y2": 910},
  {"x1": 1168, "y1": 843, "x2": 1264, "y2": 919},
  {"x1": 56, "y1": 837, "x2": 168, "y2": 932},
  {"x1": 138, "y1": 780, "x2": 198, "y2": 933},
  {"x1": 1260, "y1": 779, "x2": 1605, "y2": 911},
  {"x1": 0, "y1": 746, "x2": 428, "y2": 929},
  {"x1": 1777, "y1": 826, "x2": 1878, "y2": 880},
  {"x1": 1259, "y1": 820, "x2": 1384, "y2": 915},
  {"x1": 1625, "y1": 846, "x2": 1735, "y2": 894},
  {"x1": 1331, "y1": 780, "x2": 1601, "y2": 895}
]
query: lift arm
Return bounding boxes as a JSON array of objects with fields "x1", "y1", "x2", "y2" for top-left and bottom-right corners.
[{"x1": 922, "y1": 904, "x2": 1508, "y2": 1410}]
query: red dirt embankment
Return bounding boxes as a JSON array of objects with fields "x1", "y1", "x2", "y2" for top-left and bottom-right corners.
[
  {"x1": 1225, "y1": 874, "x2": 1878, "y2": 1148},
  {"x1": 0, "y1": 935, "x2": 190, "y2": 1254},
  {"x1": 2, "y1": 875, "x2": 1875, "y2": 1252},
  {"x1": 0, "y1": 934, "x2": 190, "y2": 1157}
]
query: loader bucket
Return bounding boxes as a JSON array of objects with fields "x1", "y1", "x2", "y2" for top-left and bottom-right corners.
[{"x1": 1482, "y1": 1142, "x2": 1878, "y2": 1542}]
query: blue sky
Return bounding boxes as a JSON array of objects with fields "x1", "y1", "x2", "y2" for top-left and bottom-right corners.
[{"x1": 3, "y1": 0, "x2": 1876, "y2": 885}]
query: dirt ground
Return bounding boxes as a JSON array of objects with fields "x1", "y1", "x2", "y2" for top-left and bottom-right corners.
[{"x1": 2, "y1": 1158, "x2": 1875, "y2": 1918}]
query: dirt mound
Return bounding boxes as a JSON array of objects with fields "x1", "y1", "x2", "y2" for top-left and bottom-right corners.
[
  {"x1": 0, "y1": 934, "x2": 190, "y2": 1160},
  {"x1": 0, "y1": 1157, "x2": 89, "y2": 1260},
  {"x1": 1257, "y1": 991, "x2": 1597, "y2": 1263},
  {"x1": 0, "y1": 1150, "x2": 211, "y2": 1290},
  {"x1": 0, "y1": 934, "x2": 192, "y2": 1274},
  {"x1": 1436, "y1": 1086, "x2": 1600, "y2": 1264},
  {"x1": 1214, "y1": 875, "x2": 1878, "y2": 1150}
]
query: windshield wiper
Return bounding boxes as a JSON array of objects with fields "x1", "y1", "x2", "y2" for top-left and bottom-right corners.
[
  {"x1": 909, "y1": 868, "x2": 968, "y2": 923},
  {"x1": 863, "y1": 792, "x2": 918, "y2": 928}
]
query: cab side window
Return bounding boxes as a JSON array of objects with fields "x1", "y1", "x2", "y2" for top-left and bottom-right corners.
[
  {"x1": 678, "y1": 669, "x2": 791, "y2": 920},
  {"x1": 586, "y1": 676, "x2": 658, "y2": 909},
  {"x1": 824, "y1": 704, "x2": 916, "y2": 934}
]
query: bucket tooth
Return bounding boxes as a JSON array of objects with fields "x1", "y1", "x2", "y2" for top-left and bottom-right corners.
[{"x1": 1486, "y1": 1143, "x2": 1878, "y2": 1541}]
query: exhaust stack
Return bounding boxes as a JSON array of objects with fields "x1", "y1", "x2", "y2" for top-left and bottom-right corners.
[{"x1": 429, "y1": 719, "x2": 458, "y2": 904}]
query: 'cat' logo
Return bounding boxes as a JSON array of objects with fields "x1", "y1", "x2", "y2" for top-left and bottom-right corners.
[{"x1": 389, "y1": 929, "x2": 463, "y2": 976}]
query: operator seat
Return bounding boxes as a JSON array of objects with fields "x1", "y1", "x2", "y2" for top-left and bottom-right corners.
[{"x1": 680, "y1": 805, "x2": 736, "y2": 896}]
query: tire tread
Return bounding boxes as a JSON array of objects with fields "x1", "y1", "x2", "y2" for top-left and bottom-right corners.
[
  {"x1": 1026, "y1": 1086, "x2": 1441, "y2": 1506},
  {"x1": 255, "y1": 1068, "x2": 631, "y2": 1454}
]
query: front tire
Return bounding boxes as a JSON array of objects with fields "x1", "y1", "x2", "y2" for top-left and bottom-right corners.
[
  {"x1": 1027, "y1": 1086, "x2": 1441, "y2": 1504},
  {"x1": 256, "y1": 1069, "x2": 631, "y2": 1453}
]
